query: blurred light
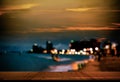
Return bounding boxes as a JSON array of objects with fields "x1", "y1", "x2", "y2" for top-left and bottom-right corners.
[
  {"x1": 70, "y1": 49, "x2": 76, "y2": 54},
  {"x1": 43, "y1": 50, "x2": 47, "y2": 53},
  {"x1": 75, "y1": 52, "x2": 78, "y2": 54},
  {"x1": 62, "y1": 49, "x2": 65, "y2": 52},
  {"x1": 69, "y1": 52, "x2": 72, "y2": 54},
  {"x1": 79, "y1": 50, "x2": 83, "y2": 55},
  {"x1": 71, "y1": 49, "x2": 75, "y2": 52},
  {"x1": 71, "y1": 40, "x2": 74, "y2": 43},
  {"x1": 62, "y1": 49, "x2": 65, "y2": 54},
  {"x1": 82, "y1": 52, "x2": 86, "y2": 55},
  {"x1": 105, "y1": 45, "x2": 109, "y2": 49},
  {"x1": 66, "y1": 49, "x2": 70, "y2": 54},
  {"x1": 91, "y1": 51, "x2": 93, "y2": 54},
  {"x1": 34, "y1": 43, "x2": 38, "y2": 46},
  {"x1": 112, "y1": 43, "x2": 117, "y2": 49},
  {"x1": 86, "y1": 52, "x2": 89, "y2": 55},
  {"x1": 78, "y1": 52, "x2": 80, "y2": 55},
  {"x1": 95, "y1": 47, "x2": 99, "y2": 51},
  {"x1": 59, "y1": 51, "x2": 63, "y2": 55},
  {"x1": 83, "y1": 48, "x2": 87, "y2": 52},
  {"x1": 30, "y1": 49, "x2": 33, "y2": 52},
  {"x1": 51, "y1": 49, "x2": 58, "y2": 54},
  {"x1": 69, "y1": 44, "x2": 72, "y2": 48},
  {"x1": 48, "y1": 41, "x2": 51, "y2": 44},
  {"x1": 54, "y1": 49, "x2": 58, "y2": 54},
  {"x1": 90, "y1": 48, "x2": 93, "y2": 51}
]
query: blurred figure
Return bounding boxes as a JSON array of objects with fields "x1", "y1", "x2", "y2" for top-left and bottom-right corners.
[
  {"x1": 51, "y1": 49, "x2": 60, "y2": 62},
  {"x1": 98, "y1": 52, "x2": 101, "y2": 61},
  {"x1": 111, "y1": 42, "x2": 118, "y2": 57},
  {"x1": 111, "y1": 48, "x2": 117, "y2": 57},
  {"x1": 97, "y1": 49, "x2": 102, "y2": 61},
  {"x1": 52, "y1": 54, "x2": 60, "y2": 62}
]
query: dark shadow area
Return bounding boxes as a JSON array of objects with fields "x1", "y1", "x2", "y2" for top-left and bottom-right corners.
[{"x1": 99, "y1": 56, "x2": 120, "y2": 72}]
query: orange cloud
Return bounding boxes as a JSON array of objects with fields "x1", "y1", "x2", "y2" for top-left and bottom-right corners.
[
  {"x1": 0, "y1": 3, "x2": 40, "y2": 11},
  {"x1": 66, "y1": 8, "x2": 97, "y2": 12},
  {"x1": 112, "y1": 23, "x2": 120, "y2": 26},
  {"x1": 0, "y1": 3, "x2": 40, "y2": 16},
  {"x1": 65, "y1": 27, "x2": 120, "y2": 31},
  {"x1": 66, "y1": 7, "x2": 120, "y2": 13},
  {"x1": 19, "y1": 27, "x2": 120, "y2": 34},
  {"x1": 6, "y1": 26, "x2": 120, "y2": 34},
  {"x1": 31, "y1": 28, "x2": 63, "y2": 33}
]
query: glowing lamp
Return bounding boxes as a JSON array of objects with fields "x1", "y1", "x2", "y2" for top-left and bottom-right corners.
[
  {"x1": 83, "y1": 48, "x2": 87, "y2": 52},
  {"x1": 48, "y1": 41, "x2": 51, "y2": 44},
  {"x1": 112, "y1": 43, "x2": 117, "y2": 49},
  {"x1": 95, "y1": 47, "x2": 99, "y2": 51},
  {"x1": 43, "y1": 50, "x2": 47, "y2": 53},
  {"x1": 30, "y1": 49, "x2": 33, "y2": 52},
  {"x1": 71, "y1": 40, "x2": 74, "y2": 43},
  {"x1": 90, "y1": 48, "x2": 93, "y2": 51},
  {"x1": 34, "y1": 43, "x2": 38, "y2": 46},
  {"x1": 105, "y1": 45, "x2": 109, "y2": 49}
]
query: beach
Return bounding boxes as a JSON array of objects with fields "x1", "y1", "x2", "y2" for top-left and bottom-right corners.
[{"x1": 0, "y1": 56, "x2": 120, "y2": 80}]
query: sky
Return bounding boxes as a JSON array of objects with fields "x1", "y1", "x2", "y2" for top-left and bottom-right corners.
[
  {"x1": 0, "y1": 0, "x2": 120, "y2": 50},
  {"x1": 0, "y1": 0, "x2": 120, "y2": 33}
]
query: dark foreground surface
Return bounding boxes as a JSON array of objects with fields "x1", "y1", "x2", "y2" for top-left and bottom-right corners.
[{"x1": 0, "y1": 56, "x2": 120, "y2": 80}]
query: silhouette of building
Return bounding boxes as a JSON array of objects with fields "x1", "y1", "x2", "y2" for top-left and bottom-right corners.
[
  {"x1": 32, "y1": 43, "x2": 44, "y2": 53},
  {"x1": 46, "y1": 41, "x2": 53, "y2": 53},
  {"x1": 32, "y1": 43, "x2": 39, "y2": 53},
  {"x1": 69, "y1": 40, "x2": 92, "y2": 51},
  {"x1": 69, "y1": 39, "x2": 101, "y2": 54}
]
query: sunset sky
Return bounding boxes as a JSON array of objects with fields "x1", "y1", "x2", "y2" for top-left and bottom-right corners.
[
  {"x1": 0, "y1": 0, "x2": 120, "y2": 33},
  {"x1": 0, "y1": 0, "x2": 120, "y2": 50}
]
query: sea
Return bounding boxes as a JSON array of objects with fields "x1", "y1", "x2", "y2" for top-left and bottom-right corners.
[{"x1": 0, "y1": 52, "x2": 90, "y2": 72}]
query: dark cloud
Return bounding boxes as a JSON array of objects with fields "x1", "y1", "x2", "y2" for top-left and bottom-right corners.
[
  {"x1": 0, "y1": 0, "x2": 5, "y2": 7},
  {"x1": 109, "y1": 0, "x2": 120, "y2": 9},
  {"x1": 74, "y1": 0, "x2": 119, "y2": 11}
]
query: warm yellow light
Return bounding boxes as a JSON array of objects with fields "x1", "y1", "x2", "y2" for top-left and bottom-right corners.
[
  {"x1": 71, "y1": 62, "x2": 79, "y2": 70},
  {"x1": 105, "y1": 45, "x2": 109, "y2": 49},
  {"x1": 82, "y1": 52, "x2": 86, "y2": 55},
  {"x1": 83, "y1": 48, "x2": 87, "y2": 52},
  {"x1": 90, "y1": 48, "x2": 93, "y2": 51},
  {"x1": 78, "y1": 52, "x2": 80, "y2": 55},
  {"x1": 112, "y1": 43, "x2": 117, "y2": 49},
  {"x1": 43, "y1": 50, "x2": 47, "y2": 54},
  {"x1": 62, "y1": 49, "x2": 65, "y2": 54},
  {"x1": 95, "y1": 47, "x2": 99, "y2": 51},
  {"x1": 59, "y1": 52, "x2": 62, "y2": 54},
  {"x1": 51, "y1": 49, "x2": 58, "y2": 54},
  {"x1": 75, "y1": 52, "x2": 78, "y2": 55},
  {"x1": 20, "y1": 4, "x2": 38, "y2": 9},
  {"x1": 3, "y1": 3, "x2": 39, "y2": 11},
  {"x1": 66, "y1": 8, "x2": 95, "y2": 12}
]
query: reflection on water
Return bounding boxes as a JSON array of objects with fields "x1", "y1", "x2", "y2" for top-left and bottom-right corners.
[{"x1": 0, "y1": 52, "x2": 92, "y2": 72}]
